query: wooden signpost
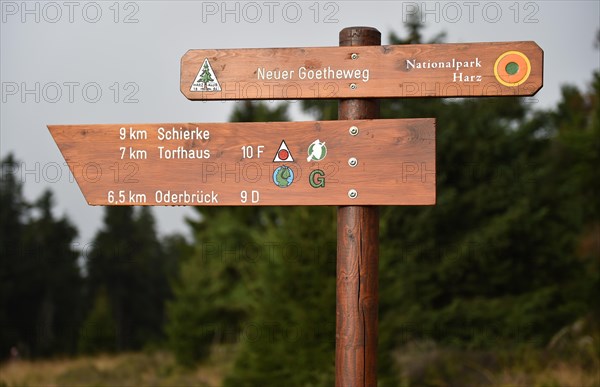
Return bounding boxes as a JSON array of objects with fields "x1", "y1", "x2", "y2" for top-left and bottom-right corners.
[
  {"x1": 48, "y1": 119, "x2": 435, "y2": 206},
  {"x1": 181, "y1": 41, "x2": 542, "y2": 100},
  {"x1": 49, "y1": 26, "x2": 543, "y2": 387}
]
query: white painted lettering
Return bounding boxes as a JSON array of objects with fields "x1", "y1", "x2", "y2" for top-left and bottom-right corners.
[
  {"x1": 157, "y1": 127, "x2": 210, "y2": 141},
  {"x1": 155, "y1": 190, "x2": 219, "y2": 204}
]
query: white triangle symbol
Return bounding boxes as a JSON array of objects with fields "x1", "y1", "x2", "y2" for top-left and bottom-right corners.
[
  {"x1": 190, "y1": 58, "x2": 221, "y2": 92},
  {"x1": 273, "y1": 140, "x2": 294, "y2": 162}
]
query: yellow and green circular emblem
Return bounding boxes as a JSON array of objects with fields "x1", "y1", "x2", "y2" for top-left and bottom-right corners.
[{"x1": 494, "y1": 51, "x2": 531, "y2": 87}]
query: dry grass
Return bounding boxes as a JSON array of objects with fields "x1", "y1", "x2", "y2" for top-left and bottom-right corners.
[
  {"x1": 394, "y1": 341, "x2": 600, "y2": 387},
  {"x1": 1, "y1": 355, "x2": 82, "y2": 386},
  {"x1": 535, "y1": 361, "x2": 599, "y2": 387},
  {"x1": 0, "y1": 348, "x2": 237, "y2": 387},
  {"x1": 2, "y1": 344, "x2": 598, "y2": 386},
  {"x1": 493, "y1": 361, "x2": 599, "y2": 387}
]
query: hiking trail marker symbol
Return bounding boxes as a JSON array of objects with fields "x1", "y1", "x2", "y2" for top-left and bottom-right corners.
[
  {"x1": 273, "y1": 140, "x2": 294, "y2": 162},
  {"x1": 190, "y1": 58, "x2": 221, "y2": 92}
]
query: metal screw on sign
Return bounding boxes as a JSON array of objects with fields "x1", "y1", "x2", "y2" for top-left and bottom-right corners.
[
  {"x1": 351, "y1": 53, "x2": 359, "y2": 60},
  {"x1": 348, "y1": 157, "x2": 358, "y2": 167},
  {"x1": 348, "y1": 126, "x2": 359, "y2": 136},
  {"x1": 350, "y1": 83, "x2": 357, "y2": 90},
  {"x1": 347, "y1": 189, "x2": 358, "y2": 199}
]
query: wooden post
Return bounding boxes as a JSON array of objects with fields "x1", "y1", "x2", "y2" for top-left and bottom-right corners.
[{"x1": 336, "y1": 26, "x2": 381, "y2": 387}]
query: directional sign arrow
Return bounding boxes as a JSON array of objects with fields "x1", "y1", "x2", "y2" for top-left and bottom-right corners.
[
  {"x1": 48, "y1": 119, "x2": 435, "y2": 206},
  {"x1": 180, "y1": 41, "x2": 543, "y2": 100}
]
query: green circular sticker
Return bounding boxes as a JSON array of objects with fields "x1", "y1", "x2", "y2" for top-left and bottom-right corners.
[
  {"x1": 307, "y1": 139, "x2": 327, "y2": 162},
  {"x1": 505, "y1": 62, "x2": 519, "y2": 75}
]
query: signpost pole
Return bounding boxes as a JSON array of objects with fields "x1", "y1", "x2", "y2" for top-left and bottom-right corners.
[{"x1": 336, "y1": 26, "x2": 381, "y2": 387}]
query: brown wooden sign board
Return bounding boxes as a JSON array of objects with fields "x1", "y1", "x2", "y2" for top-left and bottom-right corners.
[
  {"x1": 48, "y1": 119, "x2": 435, "y2": 206},
  {"x1": 181, "y1": 41, "x2": 542, "y2": 100}
]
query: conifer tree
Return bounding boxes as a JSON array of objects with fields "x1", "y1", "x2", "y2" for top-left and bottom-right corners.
[
  {"x1": 198, "y1": 63, "x2": 213, "y2": 84},
  {"x1": 1, "y1": 161, "x2": 82, "y2": 358},
  {"x1": 167, "y1": 102, "x2": 289, "y2": 366},
  {"x1": 84, "y1": 206, "x2": 170, "y2": 352}
]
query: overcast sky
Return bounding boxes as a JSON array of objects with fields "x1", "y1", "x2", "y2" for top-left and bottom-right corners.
[{"x1": 2, "y1": 0, "x2": 599, "y2": 245}]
